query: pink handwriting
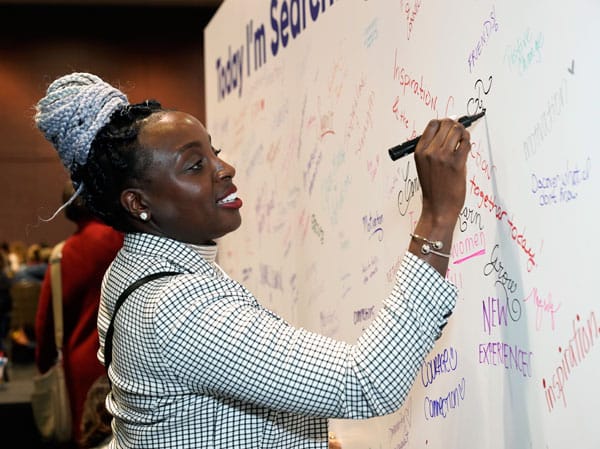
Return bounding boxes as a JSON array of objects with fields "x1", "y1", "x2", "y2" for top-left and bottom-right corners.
[{"x1": 524, "y1": 287, "x2": 561, "y2": 331}]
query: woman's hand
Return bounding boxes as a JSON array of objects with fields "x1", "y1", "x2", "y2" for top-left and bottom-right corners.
[{"x1": 410, "y1": 118, "x2": 472, "y2": 274}]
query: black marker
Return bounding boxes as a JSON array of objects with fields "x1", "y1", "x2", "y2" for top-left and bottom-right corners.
[{"x1": 388, "y1": 109, "x2": 486, "y2": 161}]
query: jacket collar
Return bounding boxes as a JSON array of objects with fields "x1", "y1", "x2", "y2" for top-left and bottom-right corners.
[{"x1": 122, "y1": 232, "x2": 218, "y2": 275}]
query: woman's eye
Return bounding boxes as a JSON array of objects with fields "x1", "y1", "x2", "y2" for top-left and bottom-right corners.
[
  {"x1": 214, "y1": 148, "x2": 222, "y2": 156},
  {"x1": 189, "y1": 159, "x2": 204, "y2": 170}
]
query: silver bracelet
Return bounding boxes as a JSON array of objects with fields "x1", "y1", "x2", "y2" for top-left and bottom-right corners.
[{"x1": 410, "y1": 233, "x2": 451, "y2": 258}]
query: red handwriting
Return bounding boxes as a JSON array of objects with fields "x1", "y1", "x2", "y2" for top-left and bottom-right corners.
[
  {"x1": 543, "y1": 311, "x2": 599, "y2": 411},
  {"x1": 469, "y1": 176, "x2": 537, "y2": 271},
  {"x1": 470, "y1": 140, "x2": 496, "y2": 180},
  {"x1": 344, "y1": 75, "x2": 375, "y2": 154},
  {"x1": 393, "y1": 50, "x2": 438, "y2": 111},
  {"x1": 391, "y1": 98, "x2": 410, "y2": 129}
]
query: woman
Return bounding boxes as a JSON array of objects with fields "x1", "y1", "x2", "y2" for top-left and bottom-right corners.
[
  {"x1": 35, "y1": 180, "x2": 124, "y2": 446},
  {"x1": 35, "y1": 72, "x2": 470, "y2": 448}
]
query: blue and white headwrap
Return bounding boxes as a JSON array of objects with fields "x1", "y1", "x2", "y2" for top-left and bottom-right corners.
[{"x1": 35, "y1": 72, "x2": 129, "y2": 220}]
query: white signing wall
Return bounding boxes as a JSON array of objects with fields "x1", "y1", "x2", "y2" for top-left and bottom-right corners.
[{"x1": 204, "y1": 1, "x2": 600, "y2": 447}]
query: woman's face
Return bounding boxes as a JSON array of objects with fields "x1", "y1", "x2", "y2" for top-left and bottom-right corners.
[{"x1": 132, "y1": 110, "x2": 242, "y2": 245}]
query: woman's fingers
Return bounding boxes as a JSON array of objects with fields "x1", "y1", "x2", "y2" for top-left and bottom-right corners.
[
  {"x1": 415, "y1": 118, "x2": 472, "y2": 170},
  {"x1": 417, "y1": 119, "x2": 466, "y2": 154},
  {"x1": 415, "y1": 119, "x2": 441, "y2": 152}
]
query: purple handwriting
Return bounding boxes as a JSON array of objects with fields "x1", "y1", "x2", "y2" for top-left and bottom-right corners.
[
  {"x1": 421, "y1": 346, "x2": 458, "y2": 387},
  {"x1": 388, "y1": 399, "x2": 411, "y2": 449},
  {"x1": 523, "y1": 78, "x2": 567, "y2": 161},
  {"x1": 319, "y1": 309, "x2": 340, "y2": 336},
  {"x1": 362, "y1": 256, "x2": 379, "y2": 284},
  {"x1": 259, "y1": 263, "x2": 283, "y2": 291},
  {"x1": 353, "y1": 306, "x2": 376, "y2": 325},
  {"x1": 303, "y1": 145, "x2": 322, "y2": 195},
  {"x1": 424, "y1": 377, "x2": 466, "y2": 420},
  {"x1": 363, "y1": 211, "x2": 384, "y2": 241},
  {"x1": 478, "y1": 341, "x2": 533, "y2": 377},
  {"x1": 482, "y1": 296, "x2": 509, "y2": 335},
  {"x1": 388, "y1": 398, "x2": 411, "y2": 436},
  {"x1": 530, "y1": 157, "x2": 592, "y2": 206},
  {"x1": 467, "y1": 5, "x2": 499, "y2": 73}
]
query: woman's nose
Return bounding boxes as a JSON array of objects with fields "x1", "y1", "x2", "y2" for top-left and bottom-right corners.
[{"x1": 215, "y1": 159, "x2": 236, "y2": 180}]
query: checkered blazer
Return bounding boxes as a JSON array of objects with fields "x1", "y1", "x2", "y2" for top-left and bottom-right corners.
[{"x1": 97, "y1": 232, "x2": 456, "y2": 448}]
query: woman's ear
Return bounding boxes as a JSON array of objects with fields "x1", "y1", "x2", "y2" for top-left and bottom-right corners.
[{"x1": 120, "y1": 189, "x2": 148, "y2": 218}]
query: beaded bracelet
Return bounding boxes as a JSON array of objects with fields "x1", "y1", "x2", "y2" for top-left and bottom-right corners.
[{"x1": 410, "y1": 233, "x2": 451, "y2": 258}]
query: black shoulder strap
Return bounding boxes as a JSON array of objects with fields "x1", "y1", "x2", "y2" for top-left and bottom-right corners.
[{"x1": 104, "y1": 271, "x2": 180, "y2": 377}]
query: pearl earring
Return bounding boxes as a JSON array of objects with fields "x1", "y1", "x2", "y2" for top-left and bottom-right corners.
[{"x1": 140, "y1": 211, "x2": 149, "y2": 221}]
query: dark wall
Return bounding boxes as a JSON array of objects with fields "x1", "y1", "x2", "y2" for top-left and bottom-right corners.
[{"x1": 0, "y1": 4, "x2": 218, "y2": 246}]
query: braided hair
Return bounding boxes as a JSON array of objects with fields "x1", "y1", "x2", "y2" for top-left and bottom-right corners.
[
  {"x1": 73, "y1": 100, "x2": 163, "y2": 231},
  {"x1": 35, "y1": 72, "x2": 165, "y2": 232}
]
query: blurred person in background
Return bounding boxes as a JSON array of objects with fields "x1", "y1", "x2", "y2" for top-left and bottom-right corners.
[
  {"x1": 7, "y1": 241, "x2": 27, "y2": 276},
  {"x1": 1, "y1": 243, "x2": 10, "y2": 276},
  {"x1": 0, "y1": 254, "x2": 12, "y2": 357},
  {"x1": 35, "y1": 181, "x2": 124, "y2": 447},
  {"x1": 14, "y1": 243, "x2": 49, "y2": 283}
]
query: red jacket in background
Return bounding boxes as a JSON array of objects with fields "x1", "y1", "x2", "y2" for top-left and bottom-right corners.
[{"x1": 35, "y1": 219, "x2": 124, "y2": 444}]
